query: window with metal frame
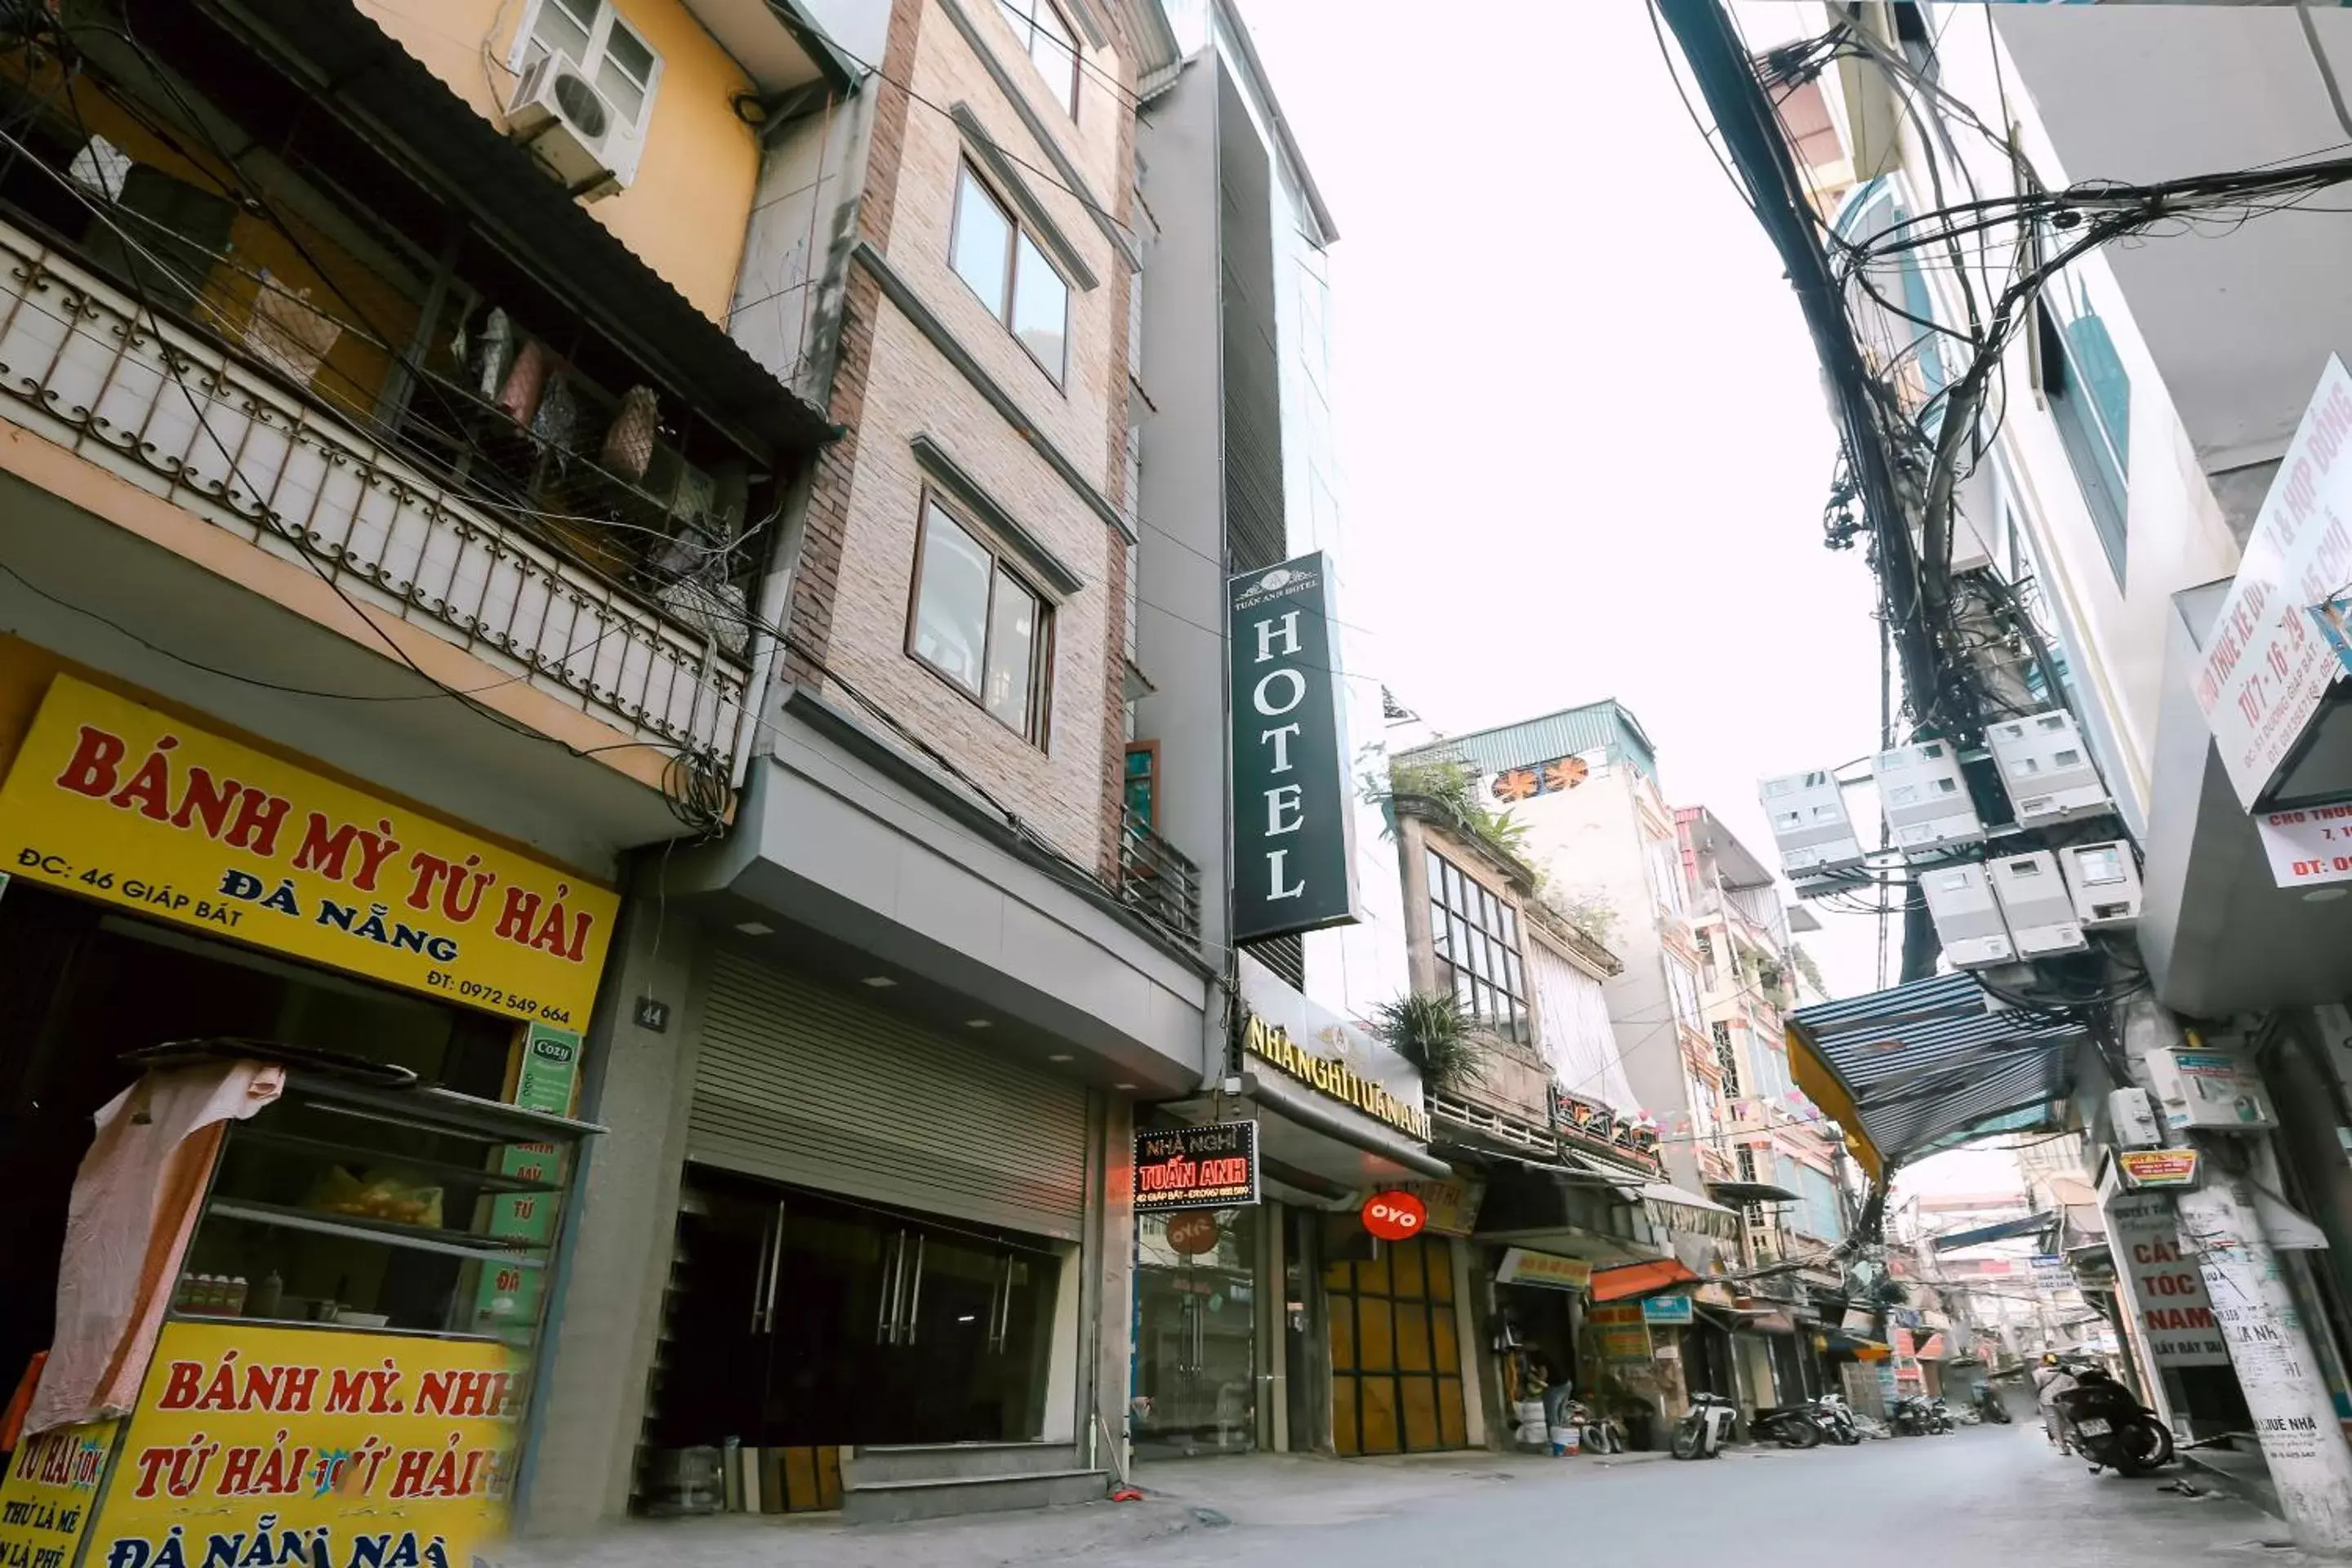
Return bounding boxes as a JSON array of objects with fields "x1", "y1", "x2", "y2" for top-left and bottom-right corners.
[
  {"x1": 1712, "y1": 1020, "x2": 1741, "y2": 1095},
  {"x1": 949, "y1": 161, "x2": 1071, "y2": 385},
  {"x1": 2037, "y1": 284, "x2": 2132, "y2": 587},
  {"x1": 996, "y1": 0, "x2": 1082, "y2": 118},
  {"x1": 514, "y1": 0, "x2": 661, "y2": 127},
  {"x1": 906, "y1": 491, "x2": 1053, "y2": 743},
  {"x1": 1423, "y1": 849, "x2": 1529, "y2": 1045},
  {"x1": 1667, "y1": 958, "x2": 1703, "y2": 1034}
]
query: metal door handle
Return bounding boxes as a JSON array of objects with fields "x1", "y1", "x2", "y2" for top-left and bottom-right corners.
[
  {"x1": 902, "y1": 1234, "x2": 926, "y2": 1347},
  {"x1": 875, "y1": 1232, "x2": 902, "y2": 1344},
  {"x1": 759, "y1": 1200, "x2": 786, "y2": 1331},
  {"x1": 749, "y1": 1206, "x2": 777, "y2": 1334}
]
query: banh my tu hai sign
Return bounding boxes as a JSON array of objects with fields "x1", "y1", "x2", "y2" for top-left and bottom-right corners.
[{"x1": 0, "y1": 676, "x2": 616, "y2": 1026}]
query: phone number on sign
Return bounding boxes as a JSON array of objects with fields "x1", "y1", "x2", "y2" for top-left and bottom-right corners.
[{"x1": 15, "y1": 845, "x2": 572, "y2": 1027}]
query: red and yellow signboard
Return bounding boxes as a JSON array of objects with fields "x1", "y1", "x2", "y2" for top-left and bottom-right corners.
[
  {"x1": 0, "y1": 1418, "x2": 118, "y2": 1568},
  {"x1": 2118, "y1": 1148, "x2": 2202, "y2": 1189},
  {"x1": 90, "y1": 1321, "x2": 519, "y2": 1568},
  {"x1": 0, "y1": 676, "x2": 615, "y2": 1027}
]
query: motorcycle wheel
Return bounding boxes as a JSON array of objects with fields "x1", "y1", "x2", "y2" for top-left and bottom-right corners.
[
  {"x1": 2118, "y1": 1417, "x2": 2173, "y2": 1472},
  {"x1": 1779, "y1": 1417, "x2": 1824, "y2": 1450},
  {"x1": 1671, "y1": 1423, "x2": 1704, "y2": 1461}
]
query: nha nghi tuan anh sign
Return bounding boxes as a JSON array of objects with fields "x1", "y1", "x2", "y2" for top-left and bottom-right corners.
[
  {"x1": 1243, "y1": 1013, "x2": 1431, "y2": 1140},
  {"x1": 0, "y1": 675, "x2": 616, "y2": 1025}
]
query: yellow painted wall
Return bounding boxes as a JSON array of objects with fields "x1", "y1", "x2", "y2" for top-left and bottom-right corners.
[{"x1": 365, "y1": 0, "x2": 760, "y2": 323}]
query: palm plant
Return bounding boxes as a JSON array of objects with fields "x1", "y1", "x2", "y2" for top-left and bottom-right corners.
[{"x1": 1371, "y1": 989, "x2": 1491, "y2": 1094}]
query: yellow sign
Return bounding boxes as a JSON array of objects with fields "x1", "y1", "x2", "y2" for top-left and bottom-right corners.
[
  {"x1": 0, "y1": 677, "x2": 616, "y2": 1027},
  {"x1": 1494, "y1": 1247, "x2": 1593, "y2": 1291},
  {"x1": 93, "y1": 1321, "x2": 519, "y2": 1568},
  {"x1": 2118, "y1": 1148, "x2": 2202, "y2": 1188},
  {"x1": 1242, "y1": 1013, "x2": 1432, "y2": 1139},
  {"x1": 1585, "y1": 1303, "x2": 1652, "y2": 1364},
  {"x1": 0, "y1": 1419, "x2": 118, "y2": 1568}
]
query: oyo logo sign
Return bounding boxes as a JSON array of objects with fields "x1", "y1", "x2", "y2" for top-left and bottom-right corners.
[{"x1": 1362, "y1": 1190, "x2": 1427, "y2": 1241}]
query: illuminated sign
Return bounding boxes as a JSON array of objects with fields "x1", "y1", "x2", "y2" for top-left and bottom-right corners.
[
  {"x1": 1243, "y1": 1013, "x2": 1431, "y2": 1140},
  {"x1": 1134, "y1": 1121, "x2": 1259, "y2": 1213}
]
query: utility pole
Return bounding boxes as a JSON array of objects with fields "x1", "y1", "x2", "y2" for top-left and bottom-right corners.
[{"x1": 2179, "y1": 1170, "x2": 2352, "y2": 1552}]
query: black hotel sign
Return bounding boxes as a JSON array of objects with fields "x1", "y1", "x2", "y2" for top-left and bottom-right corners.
[
  {"x1": 1229, "y1": 554, "x2": 1359, "y2": 942},
  {"x1": 1134, "y1": 1120, "x2": 1260, "y2": 1212}
]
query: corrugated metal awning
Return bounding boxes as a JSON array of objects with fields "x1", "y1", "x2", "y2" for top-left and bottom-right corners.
[{"x1": 1787, "y1": 973, "x2": 2080, "y2": 1181}]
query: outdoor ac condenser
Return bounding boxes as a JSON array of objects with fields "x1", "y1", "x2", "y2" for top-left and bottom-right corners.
[
  {"x1": 1875, "y1": 741, "x2": 1984, "y2": 854},
  {"x1": 1986, "y1": 851, "x2": 2087, "y2": 958},
  {"x1": 1759, "y1": 768, "x2": 1868, "y2": 875},
  {"x1": 1986, "y1": 710, "x2": 2111, "y2": 827},
  {"x1": 1919, "y1": 862, "x2": 2013, "y2": 969}
]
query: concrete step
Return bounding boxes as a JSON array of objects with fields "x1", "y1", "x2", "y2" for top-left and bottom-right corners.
[
  {"x1": 846, "y1": 1441, "x2": 1084, "y2": 1485},
  {"x1": 840, "y1": 1466, "x2": 1108, "y2": 1524}
]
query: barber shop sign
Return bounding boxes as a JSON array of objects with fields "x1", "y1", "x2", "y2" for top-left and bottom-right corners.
[{"x1": 1228, "y1": 554, "x2": 1360, "y2": 942}]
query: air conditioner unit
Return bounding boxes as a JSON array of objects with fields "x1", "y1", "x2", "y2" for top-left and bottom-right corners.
[
  {"x1": 1875, "y1": 741, "x2": 1984, "y2": 854},
  {"x1": 1760, "y1": 769, "x2": 1868, "y2": 876},
  {"x1": 1987, "y1": 851, "x2": 2087, "y2": 959},
  {"x1": 2060, "y1": 841, "x2": 2142, "y2": 929},
  {"x1": 506, "y1": 52, "x2": 639, "y2": 198},
  {"x1": 1920, "y1": 862, "x2": 2013, "y2": 969},
  {"x1": 1986, "y1": 710, "x2": 2110, "y2": 827}
]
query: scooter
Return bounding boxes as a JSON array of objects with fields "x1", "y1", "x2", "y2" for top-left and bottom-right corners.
[
  {"x1": 1927, "y1": 1396, "x2": 1956, "y2": 1433},
  {"x1": 1670, "y1": 1391, "x2": 1740, "y2": 1460},
  {"x1": 1891, "y1": 1394, "x2": 1943, "y2": 1436},
  {"x1": 1973, "y1": 1383, "x2": 2013, "y2": 1424},
  {"x1": 2051, "y1": 1366, "x2": 2174, "y2": 1476},
  {"x1": 1811, "y1": 1392, "x2": 1862, "y2": 1445},
  {"x1": 1751, "y1": 1402, "x2": 1826, "y2": 1449}
]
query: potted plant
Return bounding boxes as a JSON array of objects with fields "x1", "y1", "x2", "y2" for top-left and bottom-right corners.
[{"x1": 1370, "y1": 990, "x2": 1490, "y2": 1096}]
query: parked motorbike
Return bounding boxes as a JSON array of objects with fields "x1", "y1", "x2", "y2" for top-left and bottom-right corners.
[
  {"x1": 2051, "y1": 1365, "x2": 2174, "y2": 1476},
  {"x1": 1670, "y1": 1391, "x2": 1740, "y2": 1460},
  {"x1": 1890, "y1": 1395, "x2": 1945, "y2": 1436},
  {"x1": 1974, "y1": 1383, "x2": 2013, "y2": 1424},
  {"x1": 1811, "y1": 1392, "x2": 1862, "y2": 1446},
  {"x1": 1927, "y1": 1396, "x2": 1956, "y2": 1433},
  {"x1": 1751, "y1": 1402, "x2": 1826, "y2": 1449},
  {"x1": 1566, "y1": 1397, "x2": 1625, "y2": 1455}
]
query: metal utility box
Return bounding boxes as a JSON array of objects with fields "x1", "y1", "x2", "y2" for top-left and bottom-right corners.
[
  {"x1": 2060, "y1": 840, "x2": 2142, "y2": 929},
  {"x1": 1987, "y1": 851, "x2": 2088, "y2": 958},
  {"x1": 1920, "y1": 862, "x2": 2014, "y2": 969},
  {"x1": 1986, "y1": 710, "x2": 2111, "y2": 827},
  {"x1": 2108, "y1": 1086, "x2": 2163, "y2": 1151},
  {"x1": 1760, "y1": 768, "x2": 1868, "y2": 875},
  {"x1": 1875, "y1": 741, "x2": 1984, "y2": 853},
  {"x1": 2146, "y1": 1047, "x2": 2278, "y2": 1132}
]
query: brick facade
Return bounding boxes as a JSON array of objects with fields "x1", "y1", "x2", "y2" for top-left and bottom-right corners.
[{"x1": 780, "y1": 0, "x2": 1141, "y2": 875}]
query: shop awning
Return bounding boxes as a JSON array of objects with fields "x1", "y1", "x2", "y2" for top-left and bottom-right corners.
[
  {"x1": 1708, "y1": 1178, "x2": 1800, "y2": 1204},
  {"x1": 1640, "y1": 1179, "x2": 1744, "y2": 1243},
  {"x1": 1590, "y1": 1258, "x2": 1700, "y2": 1303},
  {"x1": 1786, "y1": 973, "x2": 2081, "y2": 1182},
  {"x1": 1931, "y1": 1211, "x2": 2057, "y2": 1252}
]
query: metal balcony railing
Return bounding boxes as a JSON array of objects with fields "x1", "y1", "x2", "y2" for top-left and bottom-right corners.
[
  {"x1": 1116, "y1": 806, "x2": 1201, "y2": 946},
  {"x1": 0, "y1": 222, "x2": 749, "y2": 764}
]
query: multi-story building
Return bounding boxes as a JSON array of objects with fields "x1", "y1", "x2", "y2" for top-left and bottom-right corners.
[{"x1": 0, "y1": 0, "x2": 1245, "y2": 1548}]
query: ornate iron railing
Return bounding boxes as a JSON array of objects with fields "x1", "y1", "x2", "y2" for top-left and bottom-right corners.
[
  {"x1": 1116, "y1": 805, "x2": 1201, "y2": 945},
  {"x1": 0, "y1": 222, "x2": 748, "y2": 763}
]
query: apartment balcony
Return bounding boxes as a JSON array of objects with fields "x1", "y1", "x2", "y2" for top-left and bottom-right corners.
[
  {"x1": 1116, "y1": 805, "x2": 1202, "y2": 946},
  {"x1": 0, "y1": 217, "x2": 749, "y2": 765}
]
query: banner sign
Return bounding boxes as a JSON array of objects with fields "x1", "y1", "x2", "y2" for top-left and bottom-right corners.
[
  {"x1": 1495, "y1": 1247, "x2": 1592, "y2": 1293},
  {"x1": 1134, "y1": 1120, "x2": 1260, "y2": 1212},
  {"x1": 2195, "y1": 355, "x2": 2352, "y2": 808},
  {"x1": 2255, "y1": 800, "x2": 2352, "y2": 889},
  {"x1": 2118, "y1": 1148, "x2": 2203, "y2": 1189},
  {"x1": 1586, "y1": 1302, "x2": 1651, "y2": 1363},
  {"x1": 1243, "y1": 1011, "x2": 1430, "y2": 1139},
  {"x1": 1641, "y1": 1294, "x2": 1695, "y2": 1325},
  {"x1": 93, "y1": 1321, "x2": 519, "y2": 1567},
  {"x1": 0, "y1": 1419, "x2": 118, "y2": 1568},
  {"x1": 2030, "y1": 1254, "x2": 2073, "y2": 1294},
  {"x1": 0, "y1": 676, "x2": 617, "y2": 1027},
  {"x1": 2109, "y1": 1192, "x2": 2231, "y2": 1367},
  {"x1": 1396, "y1": 1178, "x2": 1485, "y2": 1237},
  {"x1": 1229, "y1": 555, "x2": 1359, "y2": 941}
]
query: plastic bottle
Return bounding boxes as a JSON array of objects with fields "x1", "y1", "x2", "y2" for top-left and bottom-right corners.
[
  {"x1": 172, "y1": 1272, "x2": 196, "y2": 1312},
  {"x1": 249, "y1": 1269, "x2": 283, "y2": 1319}
]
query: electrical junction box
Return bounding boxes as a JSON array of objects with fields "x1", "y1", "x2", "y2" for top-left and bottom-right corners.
[
  {"x1": 1759, "y1": 769, "x2": 1868, "y2": 875},
  {"x1": 2146, "y1": 1047, "x2": 2278, "y2": 1133},
  {"x1": 1986, "y1": 710, "x2": 2111, "y2": 827},
  {"x1": 1919, "y1": 862, "x2": 2013, "y2": 969},
  {"x1": 1875, "y1": 741, "x2": 1985, "y2": 853},
  {"x1": 1987, "y1": 851, "x2": 2089, "y2": 958},
  {"x1": 2107, "y1": 1086, "x2": 2164, "y2": 1151},
  {"x1": 2060, "y1": 841, "x2": 2142, "y2": 929}
]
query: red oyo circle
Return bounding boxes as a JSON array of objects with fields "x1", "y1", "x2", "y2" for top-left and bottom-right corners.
[{"x1": 1361, "y1": 1190, "x2": 1427, "y2": 1241}]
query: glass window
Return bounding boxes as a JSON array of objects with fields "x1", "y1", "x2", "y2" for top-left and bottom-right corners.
[
  {"x1": 950, "y1": 165, "x2": 1070, "y2": 387},
  {"x1": 1424, "y1": 850, "x2": 1529, "y2": 1045},
  {"x1": 2038, "y1": 285, "x2": 2132, "y2": 586},
  {"x1": 997, "y1": 0, "x2": 1080, "y2": 118},
  {"x1": 909, "y1": 496, "x2": 1053, "y2": 742}
]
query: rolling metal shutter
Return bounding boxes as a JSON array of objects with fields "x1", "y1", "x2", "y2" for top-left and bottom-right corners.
[{"x1": 688, "y1": 951, "x2": 1092, "y2": 1240}]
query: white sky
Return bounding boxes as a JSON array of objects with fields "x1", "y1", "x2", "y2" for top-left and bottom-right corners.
[{"x1": 1238, "y1": 1, "x2": 1889, "y2": 996}]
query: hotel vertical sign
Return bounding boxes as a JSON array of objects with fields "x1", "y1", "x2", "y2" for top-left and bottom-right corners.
[{"x1": 1229, "y1": 554, "x2": 1358, "y2": 942}]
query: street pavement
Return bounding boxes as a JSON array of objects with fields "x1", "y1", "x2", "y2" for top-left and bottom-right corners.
[{"x1": 497, "y1": 1425, "x2": 2298, "y2": 1568}]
